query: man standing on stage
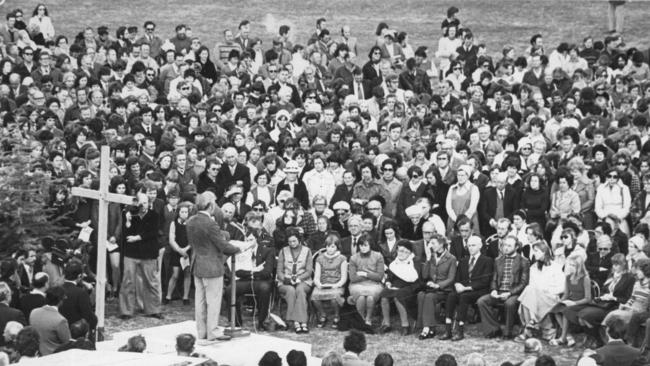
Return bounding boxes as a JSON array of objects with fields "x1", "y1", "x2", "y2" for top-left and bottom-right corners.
[{"x1": 187, "y1": 191, "x2": 253, "y2": 341}]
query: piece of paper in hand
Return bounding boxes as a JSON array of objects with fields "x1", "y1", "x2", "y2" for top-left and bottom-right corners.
[
  {"x1": 234, "y1": 249, "x2": 254, "y2": 272},
  {"x1": 78, "y1": 227, "x2": 93, "y2": 242},
  {"x1": 268, "y1": 312, "x2": 286, "y2": 328},
  {"x1": 105, "y1": 240, "x2": 118, "y2": 252},
  {"x1": 180, "y1": 257, "x2": 190, "y2": 270}
]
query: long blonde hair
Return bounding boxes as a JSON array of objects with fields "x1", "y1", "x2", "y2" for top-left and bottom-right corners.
[{"x1": 566, "y1": 253, "x2": 588, "y2": 284}]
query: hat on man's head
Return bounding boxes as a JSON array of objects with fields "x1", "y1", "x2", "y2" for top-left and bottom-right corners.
[
  {"x1": 283, "y1": 160, "x2": 300, "y2": 173},
  {"x1": 332, "y1": 201, "x2": 351, "y2": 211},
  {"x1": 405, "y1": 204, "x2": 422, "y2": 218}
]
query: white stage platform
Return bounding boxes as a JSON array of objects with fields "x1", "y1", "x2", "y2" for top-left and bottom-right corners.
[
  {"x1": 17, "y1": 349, "x2": 206, "y2": 365},
  {"x1": 97, "y1": 320, "x2": 321, "y2": 366}
]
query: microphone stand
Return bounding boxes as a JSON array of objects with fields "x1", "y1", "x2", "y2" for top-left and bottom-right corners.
[{"x1": 224, "y1": 253, "x2": 251, "y2": 338}]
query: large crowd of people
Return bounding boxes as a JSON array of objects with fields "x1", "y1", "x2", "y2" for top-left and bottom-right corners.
[{"x1": 0, "y1": 1, "x2": 649, "y2": 365}]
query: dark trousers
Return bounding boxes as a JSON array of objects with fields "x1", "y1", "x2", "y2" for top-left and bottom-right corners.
[
  {"x1": 446, "y1": 289, "x2": 487, "y2": 323},
  {"x1": 225, "y1": 279, "x2": 272, "y2": 325},
  {"x1": 627, "y1": 311, "x2": 650, "y2": 347},
  {"x1": 477, "y1": 293, "x2": 519, "y2": 335}
]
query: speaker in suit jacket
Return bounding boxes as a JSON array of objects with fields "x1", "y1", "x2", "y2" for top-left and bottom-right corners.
[
  {"x1": 478, "y1": 186, "x2": 518, "y2": 237},
  {"x1": 59, "y1": 281, "x2": 98, "y2": 330},
  {"x1": 0, "y1": 303, "x2": 26, "y2": 346},
  {"x1": 186, "y1": 210, "x2": 242, "y2": 340},
  {"x1": 445, "y1": 253, "x2": 494, "y2": 323}
]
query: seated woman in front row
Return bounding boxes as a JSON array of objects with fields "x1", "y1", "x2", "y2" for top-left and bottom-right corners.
[
  {"x1": 277, "y1": 227, "x2": 313, "y2": 334},
  {"x1": 348, "y1": 238, "x2": 385, "y2": 327},
  {"x1": 379, "y1": 240, "x2": 421, "y2": 335},
  {"x1": 416, "y1": 234, "x2": 457, "y2": 340},
  {"x1": 311, "y1": 233, "x2": 348, "y2": 329}
]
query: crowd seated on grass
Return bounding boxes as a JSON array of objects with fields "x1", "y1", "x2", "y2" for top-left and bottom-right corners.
[{"x1": 2, "y1": 1, "x2": 650, "y2": 365}]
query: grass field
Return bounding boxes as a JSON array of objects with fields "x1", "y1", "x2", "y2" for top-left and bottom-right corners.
[
  {"x1": 104, "y1": 298, "x2": 584, "y2": 365},
  {"x1": 29, "y1": 0, "x2": 650, "y2": 364},
  {"x1": 11, "y1": 0, "x2": 650, "y2": 61}
]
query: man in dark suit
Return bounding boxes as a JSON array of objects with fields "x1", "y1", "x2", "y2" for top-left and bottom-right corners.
[
  {"x1": 186, "y1": 192, "x2": 253, "y2": 341},
  {"x1": 456, "y1": 32, "x2": 479, "y2": 76},
  {"x1": 216, "y1": 147, "x2": 251, "y2": 200},
  {"x1": 130, "y1": 107, "x2": 163, "y2": 144},
  {"x1": 367, "y1": 197, "x2": 393, "y2": 243},
  {"x1": 0, "y1": 282, "x2": 26, "y2": 346},
  {"x1": 17, "y1": 248, "x2": 38, "y2": 292},
  {"x1": 477, "y1": 236, "x2": 529, "y2": 339},
  {"x1": 59, "y1": 261, "x2": 97, "y2": 331},
  {"x1": 398, "y1": 58, "x2": 432, "y2": 95},
  {"x1": 411, "y1": 221, "x2": 435, "y2": 263},
  {"x1": 225, "y1": 214, "x2": 275, "y2": 330},
  {"x1": 19, "y1": 272, "x2": 48, "y2": 320},
  {"x1": 441, "y1": 236, "x2": 494, "y2": 341},
  {"x1": 479, "y1": 172, "x2": 518, "y2": 237},
  {"x1": 30, "y1": 286, "x2": 70, "y2": 356},
  {"x1": 586, "y1": 237, "x2": 613, "y2": 288},
  {"x1": 439, "y1": 80, "x2": 462, "y2": 112},
  {"x1": 341, "y1": 216, "x2": 372, "y2": 259},
  {"x1": 597, "y1": 315, "x2": 641, "y2": 366},
  {"x1": 449, "y1": 216, "x2": 475, "y2": 260},
  {"x1": 138, "y1": 137, "x2": 157, "y2": 174}
]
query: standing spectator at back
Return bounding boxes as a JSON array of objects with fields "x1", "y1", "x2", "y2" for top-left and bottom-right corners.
[
  {"x1": 0, "y1": 282, "x2": 26, "y2": 347},
  {"x1": 29, "y1": 286, "x2": 70, "y2": 356}
]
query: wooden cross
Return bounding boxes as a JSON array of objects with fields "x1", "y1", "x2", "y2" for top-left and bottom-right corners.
[{"x1": 71, "y1": 145, "x2": 136, "y2": 339}]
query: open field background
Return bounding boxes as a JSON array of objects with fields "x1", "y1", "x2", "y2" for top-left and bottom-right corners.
[{"x1": 12, "y1": 0, "x2": 650, "y2": 61}]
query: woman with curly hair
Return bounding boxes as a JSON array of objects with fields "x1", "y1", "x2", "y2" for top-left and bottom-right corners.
[{"x1": 277, "y1": 227, "x2": 313, "y2": 333}]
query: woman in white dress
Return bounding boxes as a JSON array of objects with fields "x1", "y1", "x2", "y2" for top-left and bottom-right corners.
[
  {"x1": 517, "y1": 241, "x2": 565, "y2": 341},
  {"x1": 436, "y1": 25, "x2": 462, "y2": 78}
]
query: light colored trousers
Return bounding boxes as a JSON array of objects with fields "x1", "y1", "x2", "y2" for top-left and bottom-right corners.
[
  {"x1": 119, "y1": 257, "x2": 161, "y2": 316},
  {"x1": 194, "y1": 275, "x2": 224, "y2": 340},
  {"x1": 279, "y1": 283, "x2": 311, "y2": 323}
]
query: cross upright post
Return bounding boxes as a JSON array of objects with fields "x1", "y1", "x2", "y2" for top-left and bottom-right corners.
[{"x1": 71, "y1": 145, "x2": 135, "y2": 340}]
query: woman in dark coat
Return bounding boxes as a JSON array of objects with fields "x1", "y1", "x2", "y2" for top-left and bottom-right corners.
[
  {"x1": 395, "y1": 166, "x2": 427, "y2": 225},
  {"x1": 329, "y1": 170, "x2": 356, "y2": 209},
  {"x1": 195, "y1": 46, "x2": 218, "y2": 84},
  {"x1": 379, "y1": 240, "x2": 421, "y2": 335},
  {"x1": 520, "y1": 173, "x2": 549, "y2": 228}
]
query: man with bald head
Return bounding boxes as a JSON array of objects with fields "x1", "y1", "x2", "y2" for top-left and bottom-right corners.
[
  {"x1": 216, "y1": 147, "x2": 251, "y2": 200},
  {"x1": 119, "y1": 193, "x2": 163, "y2": 320},
  {"x1": 186, "y1": 192, "x2": 253, "y2": 341}
]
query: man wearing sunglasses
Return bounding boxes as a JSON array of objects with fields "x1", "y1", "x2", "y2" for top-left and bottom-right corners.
[{"x1": 137, "y1": 21, "x2": 163, "y2": 59}]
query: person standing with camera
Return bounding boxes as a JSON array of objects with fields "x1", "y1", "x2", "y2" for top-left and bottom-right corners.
[{"x1": 119, "y1": 193, "x2": 163, "y2": 320}]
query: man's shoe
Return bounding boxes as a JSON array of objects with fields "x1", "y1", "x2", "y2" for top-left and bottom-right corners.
[
  {"x1": 452, "y1": 325, "x2": 464, "y2": 341},
  {"x1": 118, "y1": 314, "x2": 132, "y2": 320},
  {"x1": 147, "y1": 313, "x2": 165, "y2": 320},
  {"x1": 162, "y1": 298, "x2": 170, "y2": 305},
  {"x1": 486, "y1": 329, "x2": 503, "y2": 339},
  {"x1": 379, "y1": 325, "x2": 392, "y2": 334},
  {"x1": 183, "y1": 299, "x2": 190, "y2": 305},
  {"x1": 438, "y1": 324, "x2": 453, "y2": 340}
]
